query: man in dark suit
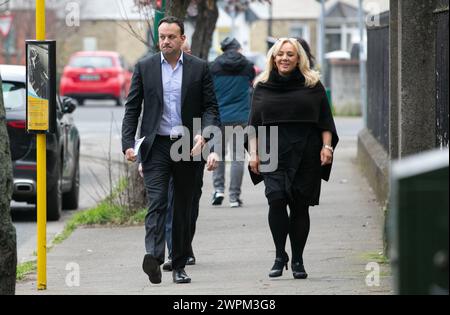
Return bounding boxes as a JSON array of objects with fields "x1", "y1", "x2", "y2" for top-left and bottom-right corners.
[{"x1": 122, "y1": 16, "x2": 220, "y2": 284}]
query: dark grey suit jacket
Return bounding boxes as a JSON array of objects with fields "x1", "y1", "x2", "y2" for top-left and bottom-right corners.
[{"x1": 121, "y1": 53, "x2": 221, "y2": 162}]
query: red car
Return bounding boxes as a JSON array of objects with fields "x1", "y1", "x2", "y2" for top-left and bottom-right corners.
[{"x1": 60, "y1": 51, "x2": 132, "y2": 106}]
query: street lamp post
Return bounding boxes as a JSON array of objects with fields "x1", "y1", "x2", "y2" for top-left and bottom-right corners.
[
  {"x1": 318, "y1": 0, "x2": 326, "y2": 85},
  {"x1": 268, "y1": 0, "x2": 273, "y2": 38},
  {"x1": 358, "y1": 0, "x2": 367, "y2": 127}
]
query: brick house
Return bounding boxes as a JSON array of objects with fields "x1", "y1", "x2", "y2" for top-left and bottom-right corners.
[{"x1": 1, "y1": 0, "x2": 149, "y2": 73}]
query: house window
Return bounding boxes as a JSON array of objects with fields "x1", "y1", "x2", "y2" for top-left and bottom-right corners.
[
  {"x1": 325, "y1": 33, "x2": 341, "y2": 52},
  {"x1": 325, "y1": 24, "x2": 359, "y2": 53},
  {"x1": 289, "y1": 24, "x2": 309, "y2": 42}
]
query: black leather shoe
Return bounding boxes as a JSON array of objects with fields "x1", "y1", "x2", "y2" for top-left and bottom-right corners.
[
  {"x1": 162, "y1": 259, "x2": 172, "y2": 272},
  {"x1": 269, "y1": 253, "x2": 289, "y2": 278},
  {"x1": 186, "y1": 256, "x2": 196, "y2": 266},
  {"x1": 292, "y1": 262, "x2": 308, "y2": 279},
  {"x1": 142, "y1": 254, "x2": 162, "y2": 284},
  {"x1": 173, "y1": 268, "x2": 191, "y2": 284}
]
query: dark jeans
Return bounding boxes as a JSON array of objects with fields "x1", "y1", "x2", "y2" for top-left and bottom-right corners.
[{"x1": 142, "y1": 136, "x2": 199, "y2": 270}]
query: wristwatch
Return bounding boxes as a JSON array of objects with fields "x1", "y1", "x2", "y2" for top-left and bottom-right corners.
[{"x1": 323, "y1": 144, "x2": 334, "y2": 153}]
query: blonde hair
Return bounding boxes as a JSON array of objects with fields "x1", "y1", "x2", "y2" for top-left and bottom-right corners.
[{"x1": 254, "y1": 38, "x2": 320, "y2": 88}]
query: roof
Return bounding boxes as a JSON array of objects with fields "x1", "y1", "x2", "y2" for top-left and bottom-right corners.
[{"x1": 0, "y1": 65, "x2": 26, "y2": 83}]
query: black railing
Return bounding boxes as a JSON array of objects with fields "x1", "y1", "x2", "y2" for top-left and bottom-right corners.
[
  {"x1": 366, "y1": 12, "x2": 390, "y2": 153},
  {"x1": 366, "y1": 8, "x2": 449, "y2": 152}
]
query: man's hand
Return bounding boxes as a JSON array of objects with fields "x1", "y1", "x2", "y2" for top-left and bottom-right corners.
[
  {"x1": 191, "y1": 135, "x2": 206, "y2": 157},
  {"x1": 249, "y1": 152, "x2": 260, "y2": 175},
  {"x1": 125, "y1": 148, "x2": 137, "y2": 162},
  {"x1": 206, "y1": 152, "x2": 220, "y2": 171}
]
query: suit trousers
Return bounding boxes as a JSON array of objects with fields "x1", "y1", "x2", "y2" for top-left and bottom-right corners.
[
  {"x1": 165, "y1": 160, "x2": 205, "y2": 260},
  {"x1": 142, "y1": 135, "x2": 198, "y2": 270}
]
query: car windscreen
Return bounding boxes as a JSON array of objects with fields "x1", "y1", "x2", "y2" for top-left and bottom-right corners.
[
  {"x1": 69, "y1": 56, "x2": 114, "y2": 68},
  {"x1": 2, "y1": 81, "x2": 26, "y2": 110}
]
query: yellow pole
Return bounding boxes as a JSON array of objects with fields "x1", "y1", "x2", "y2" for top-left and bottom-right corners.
[{"x1": 36, "y1": 0, "x2": 47, "y2": 291}]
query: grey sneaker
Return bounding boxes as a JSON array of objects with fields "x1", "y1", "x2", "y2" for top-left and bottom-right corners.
[
  {"x1": 230, "y1": 199, "x2": 243, "y2": 208},
  {"x1": 212, "y1": 191, "x2": 225, "y2": 205}
]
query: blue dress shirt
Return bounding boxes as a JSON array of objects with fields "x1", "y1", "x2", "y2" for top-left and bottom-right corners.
[{"x1": 157, "y1": 52, "x2": 184, "y2": 137}]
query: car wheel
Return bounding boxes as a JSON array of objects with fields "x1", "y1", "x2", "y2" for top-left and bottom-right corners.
[
  {"x1": 47, "y1": 159, "x2": 62, "y2": 221},
  {"x1": 77, "y1": 98, "x2": 85, "y2": 106},
  {"x1": 63, "y1": 154, "x2": 79, "y2": 210}
]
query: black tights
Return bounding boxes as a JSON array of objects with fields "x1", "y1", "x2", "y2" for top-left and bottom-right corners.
[{"x1": 268, "y1": 198, "x2": 310, "y2": 264}]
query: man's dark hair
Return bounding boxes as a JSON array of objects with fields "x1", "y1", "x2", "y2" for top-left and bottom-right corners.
[{"x1": 158, "y1": 16, "x2": 185, "y2": 35}]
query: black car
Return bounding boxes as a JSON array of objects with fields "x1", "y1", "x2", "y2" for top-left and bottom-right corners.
[{"x1": 1, "y1": 64, "x2": 80, "y2": 220}]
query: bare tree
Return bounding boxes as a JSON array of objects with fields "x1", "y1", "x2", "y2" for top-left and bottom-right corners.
[
  {"x1": 0, "y1": 73, "x2": 17, "y2": 295},
  {"x1": 191, "y1": 0, "x2": 219, "y2": 59},
  {"x1": 166, "y1": 0, "x2": 191, "y2": 19}
]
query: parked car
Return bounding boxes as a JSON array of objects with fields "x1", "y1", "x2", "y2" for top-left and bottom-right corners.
[
  {"x1": 59, "y1": 51, "x2": 132, "y2": 106},
  {"x1": 1, "y1": 64, "x2": 80, "y2": 221}
]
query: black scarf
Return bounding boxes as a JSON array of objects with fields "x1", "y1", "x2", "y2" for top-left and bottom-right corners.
[
  {"x1": 249, "y1": 68, "x2": 337, "y2": 140},
  {"x1": 248, "y1": 68, "x2": 339, "y2": 182}
]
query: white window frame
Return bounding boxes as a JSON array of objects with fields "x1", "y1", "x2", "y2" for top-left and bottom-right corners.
[{"x1": 289, "y1": 23, "x2": 310, "y2": 43}]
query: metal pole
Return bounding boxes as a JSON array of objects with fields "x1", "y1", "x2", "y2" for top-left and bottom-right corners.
[
  {"x1": 36, "y1": 0, "x2": 47, "y2": 291},
  {"x1": 268, "y1": 1, "x2": 273, "y2": 37},
  {"x1": 358, "y1": 0, "x2": 367, "y2": 127},
  {"x1": 5, "y1": 32, "x2": 11, "y2": 64},
  {"x1": 231, "y1": 10, "x2": 236, "y2": 39},
  {"x1": 319, "y1": 0, "x2": 326, "y2": 85}
]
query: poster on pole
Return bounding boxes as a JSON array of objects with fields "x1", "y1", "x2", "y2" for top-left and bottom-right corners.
[{"x1": 26, "y1": 40, "x2": 56, "y2": 134}]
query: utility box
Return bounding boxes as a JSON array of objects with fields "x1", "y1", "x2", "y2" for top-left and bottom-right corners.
[{"x1": 389, "y1": 149, "x2": 449, "y2": 295}]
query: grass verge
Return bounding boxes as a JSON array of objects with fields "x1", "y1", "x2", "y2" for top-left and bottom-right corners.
[
  {"x1": 16, "y1": 260, "x2": 37, "y2": 281},
  {"x1": 53, "y1": 201, "x2": 146, "y2": 245}
]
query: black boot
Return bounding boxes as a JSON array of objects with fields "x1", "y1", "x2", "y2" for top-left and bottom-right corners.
[
  {"x1": 269, "y1": 253, "x2": 289, "y2": 278},
  {"x1": 292, "y1": 262, "x2": 308, "y2": 279}
]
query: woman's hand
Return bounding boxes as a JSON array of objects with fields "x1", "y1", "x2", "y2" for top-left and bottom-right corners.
[
  {"x1": 249, "y1": 152, "x2": 260, "y2": 174},
  {"x1": 320, "y1": 147, "x2": 333, "y2": 166}
]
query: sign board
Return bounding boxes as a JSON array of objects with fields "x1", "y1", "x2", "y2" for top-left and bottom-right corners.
[
  {"x1": 0, "y1": 13, "x2": 13, "y2": 37},
  {"x1": 26, "y1": 40, "x2": 56, "y2": 134}
]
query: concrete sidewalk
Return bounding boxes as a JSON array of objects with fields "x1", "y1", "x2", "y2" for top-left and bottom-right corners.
[{"x1": 16, "y1": 122, "x2": 393, "y2": 295}]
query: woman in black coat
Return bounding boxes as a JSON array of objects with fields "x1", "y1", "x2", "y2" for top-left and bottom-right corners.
[{"x1": 248, "y1": 38, "x2": 338, "y2": 279}]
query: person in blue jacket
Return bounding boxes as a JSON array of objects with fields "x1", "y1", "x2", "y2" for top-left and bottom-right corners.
[{"x1": 210, "y1": 37, "x2": 256, "y2": 207}]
